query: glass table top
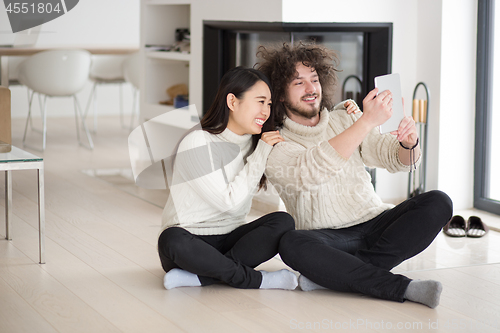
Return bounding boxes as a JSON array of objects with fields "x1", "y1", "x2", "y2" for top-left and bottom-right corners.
[{"x1": 0, "y1": 145, "x2": 43, "y2": 163}]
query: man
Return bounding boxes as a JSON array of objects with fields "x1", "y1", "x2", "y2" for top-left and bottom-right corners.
[{"x1": 256, "y1": 42, "x2": 452, "y2": 308}]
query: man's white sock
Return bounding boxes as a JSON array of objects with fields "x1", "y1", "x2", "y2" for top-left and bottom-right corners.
[
  {"x1": 163, "y1": 268, "x2": 201, "y2": 290},
  {"x1": 298, "y1": 275, "x2": 327, "y2": 291},
  {"x1": 404, "y1": 280, "x2": 442, "y2": 308}
]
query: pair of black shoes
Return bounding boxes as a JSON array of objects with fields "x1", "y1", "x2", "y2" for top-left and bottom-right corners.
[{"x1": 443, "y1": 215, "x2": 489, "y2": 238}]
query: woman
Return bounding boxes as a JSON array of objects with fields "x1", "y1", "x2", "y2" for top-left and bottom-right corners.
[{"x1": 158, "y1": 67, "x2": 297, "y2": 290}]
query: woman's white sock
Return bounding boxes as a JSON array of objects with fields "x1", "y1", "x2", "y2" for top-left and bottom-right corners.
[
  {"x1": 259, "y1": 269, "x2": 298, "y2": 290},
  {"x1": 163, "y1": 268, "x2": 201, "y2": 290},
  {"x1": 298, "y1": 275, "x2": 327, "y2": 291}
]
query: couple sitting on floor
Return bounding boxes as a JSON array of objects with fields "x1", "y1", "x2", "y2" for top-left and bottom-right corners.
[{"x1": 157, "y1": 42, "x2": 453, "y2": 309}]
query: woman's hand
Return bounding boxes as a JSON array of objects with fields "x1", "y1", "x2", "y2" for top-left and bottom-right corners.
[
  {"x1": 261, "y1": 130, "x2": 284, "y2": 146},
  {"x1": 390, "y1": 99, "x2": 418, "y2": 147},
  {"x1": 391, "y1": 116, "x2": 418, "y2": 147},
  {"x1": 344, "y1": 100, "x2": 360, "y2": 114}
]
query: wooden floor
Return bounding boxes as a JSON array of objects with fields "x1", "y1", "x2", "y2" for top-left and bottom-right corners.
[{"x1": 2, "y1": 116, "x2": 500, "y2": 333}]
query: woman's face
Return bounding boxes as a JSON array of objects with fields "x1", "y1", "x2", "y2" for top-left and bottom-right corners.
[{"x1": 227, "y1": 80, "x2": 272, "y2": 135}]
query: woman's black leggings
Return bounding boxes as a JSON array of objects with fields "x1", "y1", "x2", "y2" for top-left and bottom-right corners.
[{"x1": 158, "y1": 211, "x2": 295, "y2": 289}]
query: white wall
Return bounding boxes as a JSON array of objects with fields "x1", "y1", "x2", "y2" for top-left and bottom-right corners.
[
  {"x1": 437, "y1": 0, "x2": 477, "y2": 210},
  {"x1": 416, "y1": 0, "x2": 443, "y2": 193},
  {"x1": 188, "y1": 0, "x2": 283, "y2": 112},
  {"x1": 8, "y1": 0, "x2": 140, "y2": 119},
  {"x1": 35, "y1": 0, "x2": 139, "y2": 46}
]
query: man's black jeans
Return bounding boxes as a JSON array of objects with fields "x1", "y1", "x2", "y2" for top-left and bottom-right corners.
[{"x1": 279, "y1": 190, "x2": 453, "y2": 302}]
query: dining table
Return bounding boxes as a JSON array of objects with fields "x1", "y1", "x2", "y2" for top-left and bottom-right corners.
[
  {"x1": 0, "y1": 45, "x2": 139, "y2": 141},
  {"x1": 0, "y1": 45, "x2": 139, "y2": 87}
]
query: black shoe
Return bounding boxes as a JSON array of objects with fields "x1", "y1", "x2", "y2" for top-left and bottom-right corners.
[
  {"x1": 443, "y1": 215, "x2": 467, "y2": 237},
  {"x1": 466, "y1": 216, "x2": 489, "y2": 238}
]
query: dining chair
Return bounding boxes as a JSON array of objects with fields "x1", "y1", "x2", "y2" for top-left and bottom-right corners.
[
  {"x1": 18, "y1": 49, "x2": 93, "y2": 151},
  {"x1": 7, "y1": 56, "x2": 28, "y2": 86},
  {"x1": 8, "y1": 56, "x2": 36, "y2": 111},
  {"x1": 84, "y1": 54, "x2": 127, "y2": 132}
]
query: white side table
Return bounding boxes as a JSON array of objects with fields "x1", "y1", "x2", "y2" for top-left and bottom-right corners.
[{"x1": 0, "y1": 145, "x2": 45, "y2": 264}]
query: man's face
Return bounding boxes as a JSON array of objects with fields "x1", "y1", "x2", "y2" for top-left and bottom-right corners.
[{"x1": 283, "y1": 63, "x2": 322, "y2": 119}]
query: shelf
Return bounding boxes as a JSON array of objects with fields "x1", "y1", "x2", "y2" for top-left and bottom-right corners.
[
  {"x1": 141, "y1": 1, "x2": 191, "y2": 124},
  {"x1": 146, "y1": 51, "x2": 191, "y2": 62}
]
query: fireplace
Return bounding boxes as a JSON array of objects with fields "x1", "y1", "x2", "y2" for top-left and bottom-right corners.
[{"x1": 203, "y1": 21, "x2": 392, "y2": 113}]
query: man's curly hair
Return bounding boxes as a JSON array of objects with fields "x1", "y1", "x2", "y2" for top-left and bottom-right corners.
[{"x1": 255, "y1": 41, "x2": 340, "y2": 128}]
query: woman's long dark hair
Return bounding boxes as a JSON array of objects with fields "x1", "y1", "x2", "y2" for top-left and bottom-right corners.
[{"x1": 201, "y1": 66, "x2": 275, "y2": 190}]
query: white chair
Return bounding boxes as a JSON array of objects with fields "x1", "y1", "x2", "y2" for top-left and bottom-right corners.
[
  {"x1": 84, "y1": 55, "x2": 127, "y2": 132},
  {"x1": 18, "y1": 49, "x2": 93, "y2": 151},
  {"x1": 122, "y1": 52, "x2": 141, "y2": 129},
  {"x1": 8, "y1": 56, "x2": 28, "y2": 86},
  {"x1": 7, "y1": 56, "x2": 35, "y2": 126}
]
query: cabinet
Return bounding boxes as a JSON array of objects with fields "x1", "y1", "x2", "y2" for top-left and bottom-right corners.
[{"x1": 140, "y1": 1, "x2": 191, "y2": 122}]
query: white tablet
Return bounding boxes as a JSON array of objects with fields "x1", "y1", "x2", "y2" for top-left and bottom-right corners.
[{"x1": 374, "y1": 73, "x2": 405, "y2": 134}]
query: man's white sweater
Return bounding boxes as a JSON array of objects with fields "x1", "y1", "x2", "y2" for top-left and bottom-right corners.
[
  {"x1": 266, "y1": 105, "x2": 419, "y2": 231},
  {"x1": 161, "y1": 128, "x2": 272, "y2": 235}
]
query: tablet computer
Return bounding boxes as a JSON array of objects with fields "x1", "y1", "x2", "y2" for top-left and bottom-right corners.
[{"x1": 374, "y1": 73, "x2": 405, "y2": 134}]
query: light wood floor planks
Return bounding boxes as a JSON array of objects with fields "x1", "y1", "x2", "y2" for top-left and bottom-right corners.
[{"x1": 2, "y1": 116, "x2": 500, "y2": 333}]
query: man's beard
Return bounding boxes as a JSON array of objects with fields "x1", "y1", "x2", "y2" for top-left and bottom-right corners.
[{"x1": 284, "y1": 94, "x2": 321, "y2": 119}]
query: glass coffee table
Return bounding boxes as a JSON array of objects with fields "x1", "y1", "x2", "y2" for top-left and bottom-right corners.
[{"x1": 0, "y1": 145, "x2": 45, "y2": 264}]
